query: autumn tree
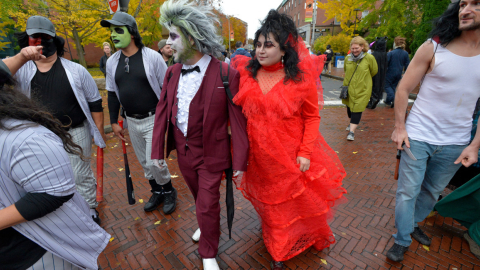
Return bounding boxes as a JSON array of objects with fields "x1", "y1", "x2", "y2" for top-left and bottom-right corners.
[
  {"x1": 359, "y1": 0, "x2": 425, "y2": 52},
  {"x1": 0, "y1": 0, "x2": 22, "y2": 51},
  {"x1": 318, "y1": 0, "x2": 368, "y2": 36},
  {"x1": 9, "y1": 0, "x2": 166, "y2": 68},
  {"x1": 313, "y1": 33, "x2": 351, "y2": 55},
  {"x1": 410, "y1": 0, "x2": 450, "y2": 54},
  {"x1": 214, "y1": 10, "x2": 247, "y2": 51}
]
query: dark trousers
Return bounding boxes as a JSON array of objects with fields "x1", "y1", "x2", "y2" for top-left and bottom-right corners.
[
  {"x1": 385, "y1": 77, "x2": 400, "y2": 104},
  {"x1": 347, "y1": 107, "x2": 363, "y2": 125},
  {"x1": 177, "y1": 148, "x2": 223, "y2": 258}
]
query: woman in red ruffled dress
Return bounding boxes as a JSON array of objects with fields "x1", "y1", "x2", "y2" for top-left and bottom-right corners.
[{"x1": 231, "y1": 10, "x2": 347, "y2": 269}]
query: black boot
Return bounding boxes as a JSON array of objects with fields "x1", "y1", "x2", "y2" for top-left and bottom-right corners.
[
  {"x1": 270, "y1": 261, "x2": 284, "y2": 270},
  {"x1": 144, "y1": 191, "x2": 164, "y2": 212},
  {"x1": 411, "y1": 227, "x2": 431, "y2": 245},
  {"x1": 386, "y1": 243, "x2": 409, "y2": 262},
  {"x1": 163, "y1": 187, "x2": 177, "y2": 215}
]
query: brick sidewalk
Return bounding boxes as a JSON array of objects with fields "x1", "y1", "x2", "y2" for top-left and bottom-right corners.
[{"x1": 93, "y1": 106, "x2": 480, "y2": 269}]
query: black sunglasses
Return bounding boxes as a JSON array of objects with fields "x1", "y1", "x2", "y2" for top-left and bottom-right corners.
[{"x1": 124, "y1": 57, "x2": 129, "y2": 73}]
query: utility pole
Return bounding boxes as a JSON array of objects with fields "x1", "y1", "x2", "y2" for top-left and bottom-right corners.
[
  {"x1": 310, "y1": 0, "x2": 317, "y2": 46},
  {"x1": 227, "y1": 15, "x2": 231, "y2": 52}
]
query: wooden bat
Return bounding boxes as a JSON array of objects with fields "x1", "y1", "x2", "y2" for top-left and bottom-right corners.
[
  {"x1": 394, "y1": 150, "x2": 401, "y2": 180},
  {"x1": 96, "y1": 146, "x2": 104, "y2": 202},
  {"x1": 119, "y1": 120, "x2": 136, "y2": 205}
]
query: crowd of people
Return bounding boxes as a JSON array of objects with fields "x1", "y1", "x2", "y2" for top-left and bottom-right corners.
[{"x1": 1, "y1": 0, "x2": 480, "y2": 269}]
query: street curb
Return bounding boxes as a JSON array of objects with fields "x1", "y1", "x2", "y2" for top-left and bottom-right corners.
[{"x1": 322, "y1": 73, "x2": 344, "y2": 81}]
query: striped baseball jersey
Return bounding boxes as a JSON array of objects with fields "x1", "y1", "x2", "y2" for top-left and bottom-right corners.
[
  {"x1": 0, "y1": 119, "x2": 110, "y2": 269},
  {"x1": 13, "y1": 57, "x2": 106, "y2": 148}
]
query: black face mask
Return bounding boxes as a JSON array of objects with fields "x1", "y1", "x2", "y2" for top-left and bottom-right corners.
[{"x1": 40, "y1": 38, "x2": 57, "y2": 57}]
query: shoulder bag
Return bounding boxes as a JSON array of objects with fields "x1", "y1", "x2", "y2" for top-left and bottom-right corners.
[{"x1": 339, "y1": 58, "x2": 362, "y2": 99}]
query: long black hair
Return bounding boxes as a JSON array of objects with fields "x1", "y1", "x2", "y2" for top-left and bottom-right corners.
[
  {"x1": 429, "y1": 1, "x2": 461, "y2": 47},
  {"x1": 0, "y1": 68, "x2": 84, "y2": 158},
  {"x1": 247, "y1": 10, "x2": 302, "y2": 83},
  {"x1": 14, "y1": 32, "x2": 66, "y2": 57},
  {"x1": 126, "y1": 25, "x2": 144, "y2": 49}
]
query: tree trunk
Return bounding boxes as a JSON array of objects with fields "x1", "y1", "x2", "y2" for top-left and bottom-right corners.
[{"x1": 72, "y1": 27, "x2": 87, "y2": 68}]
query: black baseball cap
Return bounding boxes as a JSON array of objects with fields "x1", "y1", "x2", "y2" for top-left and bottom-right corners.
[
  {"x1": 100, "y1": 12, "x2": 137, "y2": 28},
  {"x1": 26, "y1": 16, "x2": 56, "y2": 37}
]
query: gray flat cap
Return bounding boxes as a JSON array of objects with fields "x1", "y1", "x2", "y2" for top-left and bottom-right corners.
[
  {"x1": 101, "y1": 12, "x2": 137, "y2": 28},
  {"x1": 26, "y1": 16, "x2": 56, "y2": 37}
]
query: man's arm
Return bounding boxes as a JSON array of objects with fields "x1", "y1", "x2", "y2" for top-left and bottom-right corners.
[
  {"x1": 91, "y1": 111, "x2": 106, "y2": 144},
  {"x1": 2, "y1": 46, "x2": 45, "y2": 75},
  {"x1": 228, "y1": 70, "x2": 248, "y2": 171},
  {"x1": 391, "y1": 41, "x2": 435, "y2": 149}
]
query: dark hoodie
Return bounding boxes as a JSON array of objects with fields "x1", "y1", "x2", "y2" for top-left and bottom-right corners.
[{"x1": 230, "y1": 48, "x2": 252, "y2": 60}]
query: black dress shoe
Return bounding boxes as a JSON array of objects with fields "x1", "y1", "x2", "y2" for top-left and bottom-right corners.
[
  {"x1": 386, "y1": 243, "x2": 409, "y2": 262},
  {"x1": 270, "y1": 261, "x2": 284, "y2": 270},
  {"x1": 144, "y1": 191, "x2": 164, "y2": 212},
  {"x1": 411, "y1": 227, "x2": 431, "y2": 245},
  {"x1": 163, "y1": 188, "x2": 177, "y2": 215},
  {"x1": 92, "y1": 209, "x2": 101, "y2": 225}
]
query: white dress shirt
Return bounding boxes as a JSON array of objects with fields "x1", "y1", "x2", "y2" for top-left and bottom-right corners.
[{"x1": 176, "y1": 54, "x2": 212, "y2": 136}]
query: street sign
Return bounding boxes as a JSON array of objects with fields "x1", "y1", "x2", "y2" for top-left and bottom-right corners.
[{"x1": 109, "y1": 0, "x2": 119, "y2": 14}]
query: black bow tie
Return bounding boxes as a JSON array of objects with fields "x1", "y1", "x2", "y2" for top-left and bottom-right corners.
[{"x1": 181, "y1": 66, "x2": 201, "y2": 76}]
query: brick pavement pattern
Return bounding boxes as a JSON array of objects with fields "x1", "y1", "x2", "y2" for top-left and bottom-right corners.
[{"x1": 93, "y1": 105, "x2": 480, "y2": 269}]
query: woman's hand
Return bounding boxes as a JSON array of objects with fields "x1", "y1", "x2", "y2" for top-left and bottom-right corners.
[{"x1": 297, "y1": 156, "x2": 310, "y2": 172}]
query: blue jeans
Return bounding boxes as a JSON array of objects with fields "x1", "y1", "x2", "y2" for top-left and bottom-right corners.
[{"x1": 393, "y1": 139, "x2": 466, "y2": 247}]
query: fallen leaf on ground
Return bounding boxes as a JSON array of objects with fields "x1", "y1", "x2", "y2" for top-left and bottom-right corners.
[
  {"x1": 368, "y1": 149, "x2": 372, "y2": 152},
  {"x1": 381, "y1": 123, "x2": 384, "y2": 125},
  {"x1": 168, "y1": 158, "x2": 173, "y2": 160},
  {"x1": 134, "y1": 217, "x2": 140, "y2": 221},
  {"x1": 423, "y1": 245, "x2": 430, "y2": 251},
  {"x1": 171, "y1": 173, "x2": 179, "y2": 178},
  {"x1": 139, "y1": 199, "x2": 144, "y2": 203},
  {"x1": 93, "y1": 153, "x2": 97, "y2": 156},
  {"x1": 236, "y1": 207, "x2": 243, "y2": 210},
  {"x1": 335, "y1": 151, "x2": 339, "y2": 153},
  {"x1": 353, "y1": 151, "x2": 358, "y2": 154},
  {"x1": 321, "y1": 259, "x2": 327, "y2": 265},
  {"x1": 360, "y1": 130, "x2": 364, "y2": 131},
  {"x1": 109, "y1": 237, "x2": 114, "y2": 242},
  {"x1": 118, "y1": 168, "x2": 124, "y2": 171},
  {"x1": 341, "y1": 232, "x2": 346, "y2": 235},
  {"x1": 125, "y1": 143, "x2": 129, "y2": 145},
  {"x1": 154, "y1": 221, "x2": 161, "y2": 225}
]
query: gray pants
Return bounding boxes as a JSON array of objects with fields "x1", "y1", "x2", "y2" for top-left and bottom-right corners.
[
  {"x1": 126, "y1": 114, "x2": 171, "y2": 185},
  {"x1": 26, "y1": 251, "x2": 80, "y2": 270},
  {"x1": 67, "y1": 122, "x2": 97, "y2": 208}
]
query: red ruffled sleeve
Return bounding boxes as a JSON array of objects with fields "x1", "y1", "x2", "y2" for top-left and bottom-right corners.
[{"x1": 297, "y1": 86, "x2": 320, "y2": 160}]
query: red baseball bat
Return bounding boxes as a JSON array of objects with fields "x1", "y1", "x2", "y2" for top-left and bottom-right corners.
[
  {"x1": 96, "y1": 146, "x2": 104, "y2": 202},
  {"x1": 119, "y1": 120, "x2": 136, "y2": 205}
]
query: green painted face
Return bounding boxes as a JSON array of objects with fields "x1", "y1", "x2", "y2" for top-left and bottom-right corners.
[{"x1": 110, "y1": 26, "x2": 131, "y2": 49}]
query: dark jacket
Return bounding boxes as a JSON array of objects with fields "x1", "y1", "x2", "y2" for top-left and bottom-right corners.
[
  {"x1": 99, "y1": 54, "x2": 109, "y2": 77},
  {"x1": 151, "y1": 58, "x2": 248, "y2": 172},
  {"x1": 386, "y1": 48, "x2": 410, "y2": 83},
  {"x1": 230, "y1": 48, "x2": 251, "y2": 60}
]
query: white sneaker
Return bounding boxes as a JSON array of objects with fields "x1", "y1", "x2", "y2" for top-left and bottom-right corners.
[
  {"x1": 202, "y1": 258, "x2": 220, "y2": 270},
  {"x1": 192, "y1": 228, "x2": 201, "y2": 242}
]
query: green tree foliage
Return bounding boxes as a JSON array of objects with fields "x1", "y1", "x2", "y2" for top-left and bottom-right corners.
[
  {"x1": 313, "y1": 33, "x2": 351, "y2": 55},
  {"x1": 410, "y1": 0, "x2": 451, "y2": 54},
  {"x1": 360, "y1": 0, "x2": 424, "y2": 52}
]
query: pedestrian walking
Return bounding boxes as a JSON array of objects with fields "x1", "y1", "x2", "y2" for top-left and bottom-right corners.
[
  {"x1": 342, "y1": 36, "x2": 378, "y2": 141},
  {"x1": 152, "y1": 1, "x2": 248, "y2": 269},
  {"x1": 158, "y1": 39, "x2": 174, "y2": 67},
  {"x1": 230, "y1": 41, "x2": 252, "y2": 60},
  {"x1": 12, "y1": 16, "x2": 106, "y2": 224},
  {"x1": 231, "y1": 10, "x2": 347, "y2": 270},
  {"x1": 0, "y1": 50, "x2": 110, "y2": 270},
  {"x1": 324, "y1": 44, "x2": 334, "y2": 74},
  {"x1": 367, "y1": 37, "x2": 388, "y2": 109},
  {"x1": 384, "y1": 36, "x2": 410, "y2": 107},
  {"x1": 101, "y1": 12, "x2": 176, "y2": 214},
  {"x1": 387, "y1": 0, "x2": 480, "y2": 262},
  {"x1": 99, "y1": 42, "x2": 112, "y2": 77}
]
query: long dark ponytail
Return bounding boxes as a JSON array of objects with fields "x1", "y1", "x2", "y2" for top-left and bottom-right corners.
[{"x1": 0, "y1": 68, "x2": 84, "y2": 158}]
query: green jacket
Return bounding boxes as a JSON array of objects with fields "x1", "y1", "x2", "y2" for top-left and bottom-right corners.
[{"x1": 341, "y1": 53, "x2": 378, "y2": 112}]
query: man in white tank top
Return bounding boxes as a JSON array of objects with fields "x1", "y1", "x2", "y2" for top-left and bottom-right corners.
[{"x1": 387, "y1": 0, "x2": 480, "y2": 262}]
